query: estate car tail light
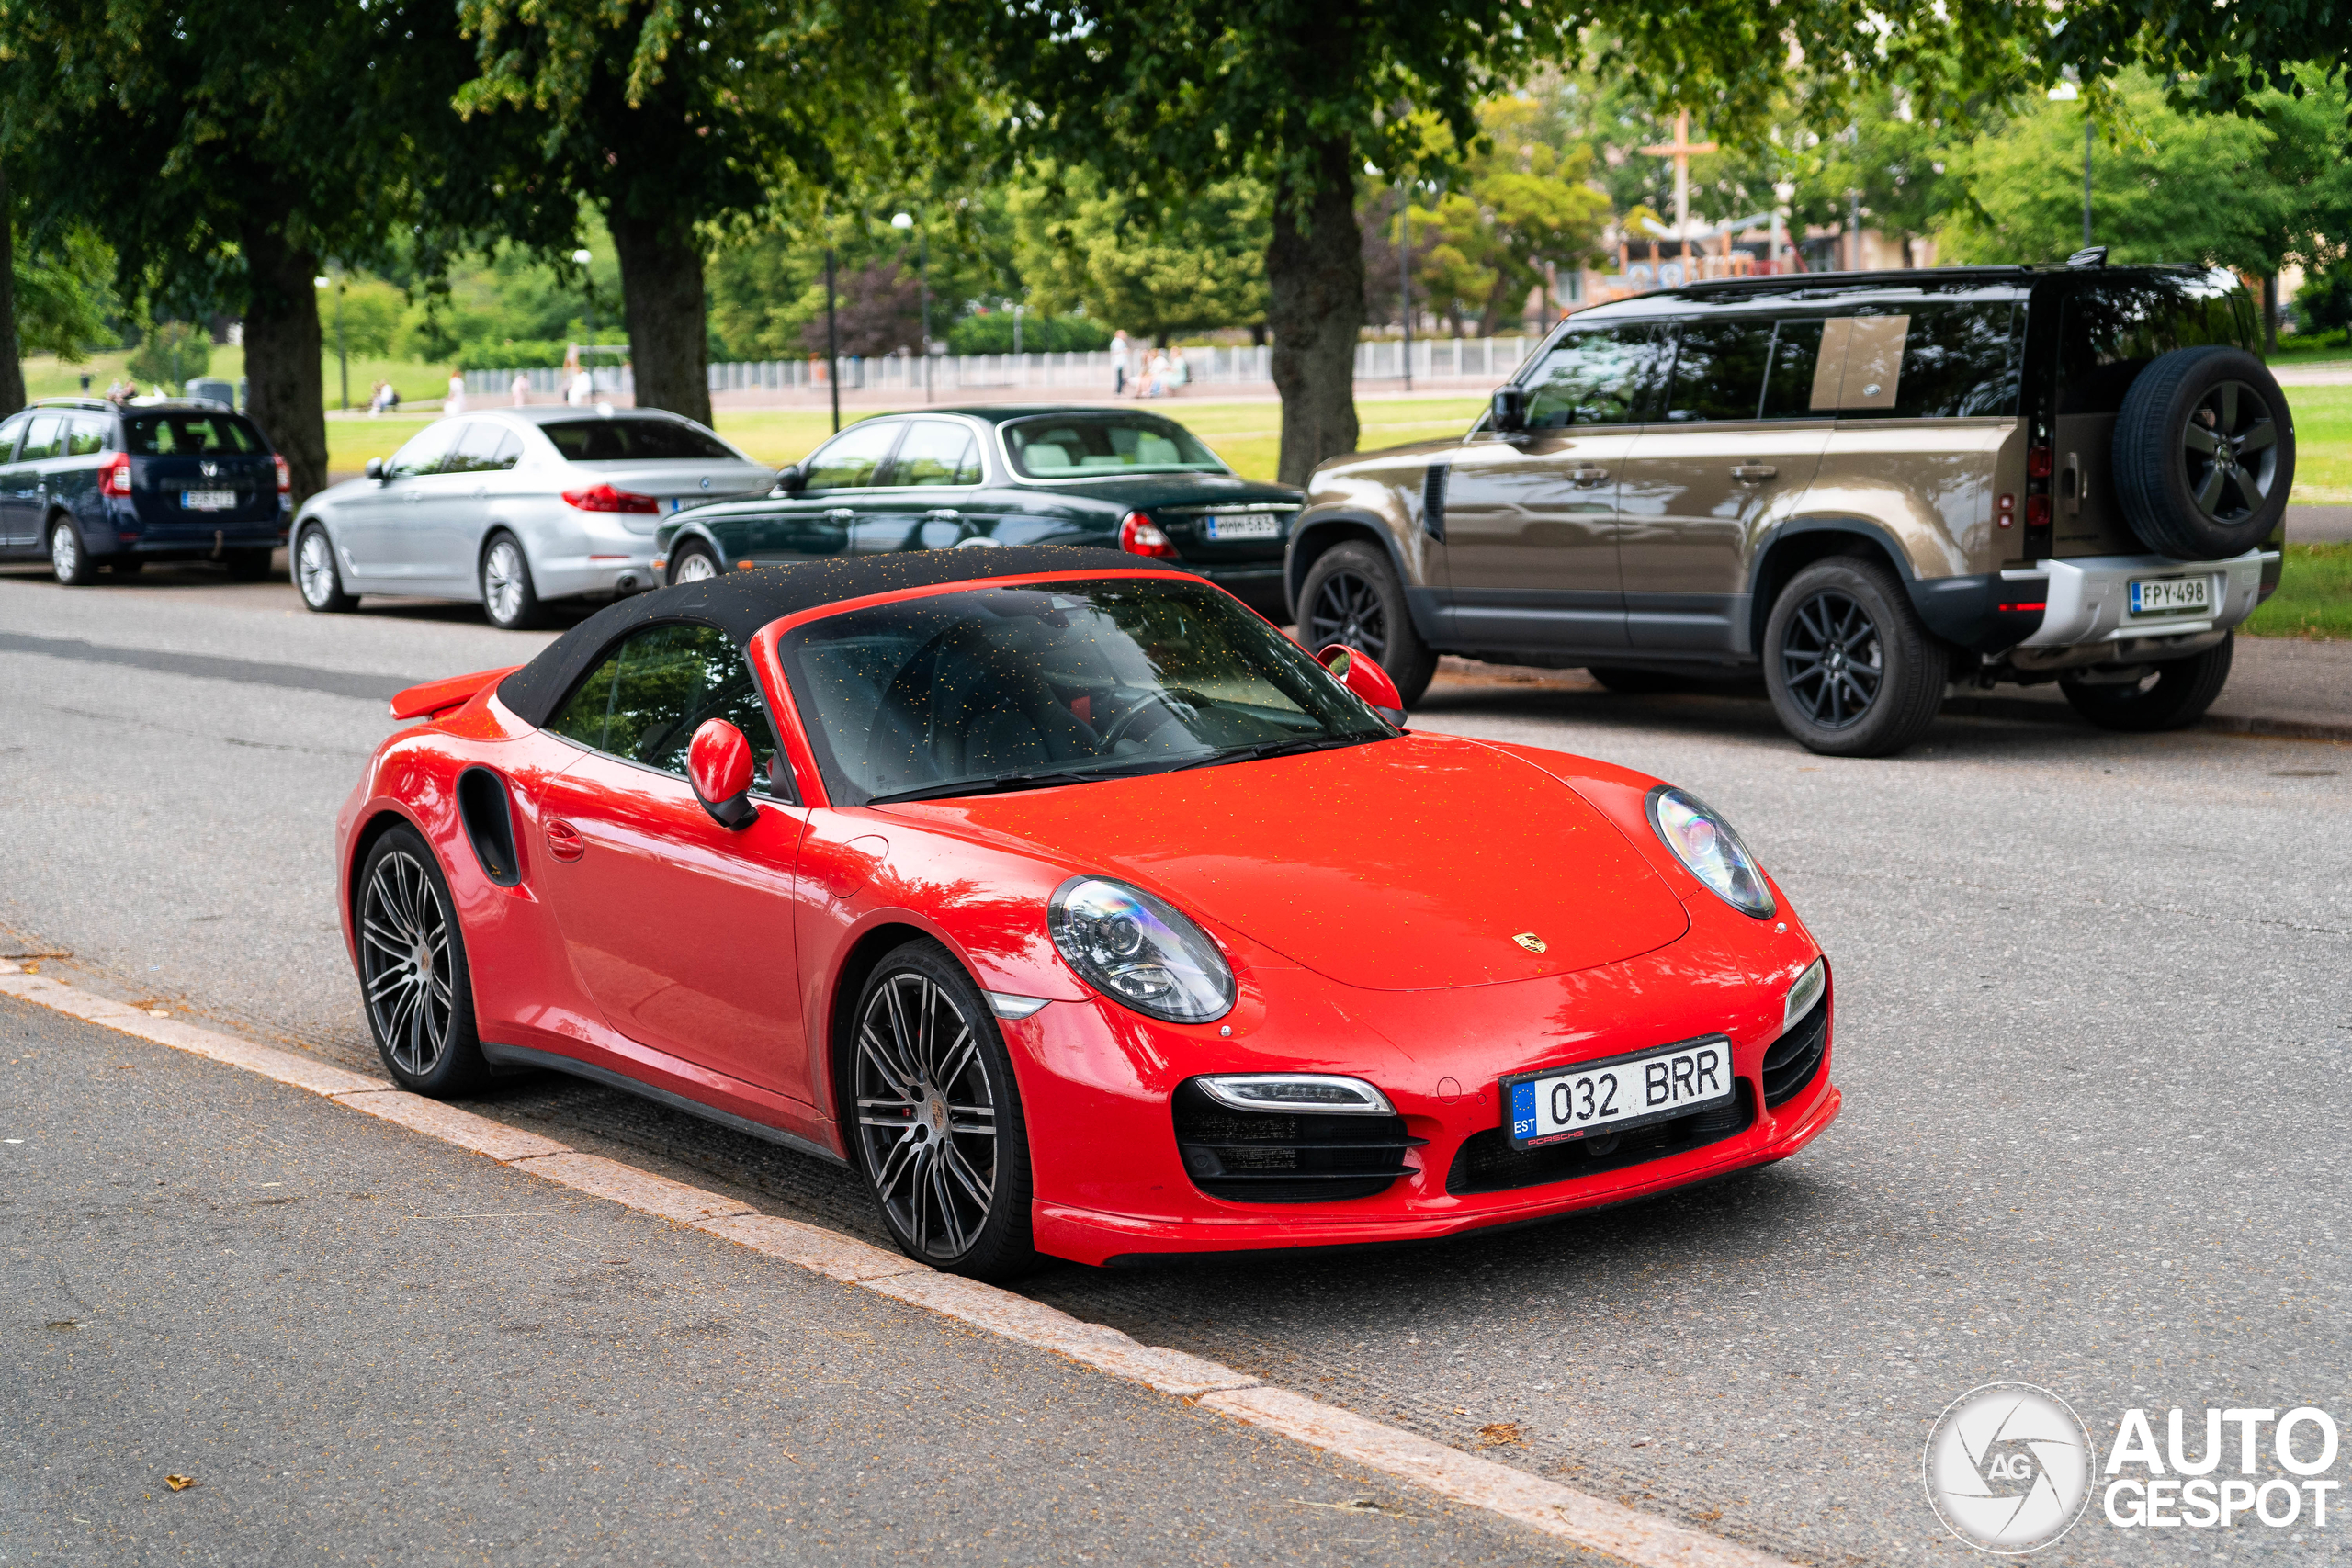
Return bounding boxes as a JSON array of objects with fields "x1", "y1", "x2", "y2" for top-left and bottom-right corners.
[
  {"x1": 1118, "y1": 510, "x2": 1176, "y2": 558},
  {"x1": 563, "y1": 482, "x2": 661, "y2": 514},
  {"x1": 2026, "y1": 447, "x2": 2054, "y2": 479},
  {"x1": 98, "y1": 450, "x2": 134, "y2": 497},
  {"x1": 275, "y1": 454, "x2": 291, "y2": 497}
]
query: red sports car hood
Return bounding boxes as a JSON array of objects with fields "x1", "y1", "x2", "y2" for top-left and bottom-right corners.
[{"x1": 923, "y1": 734, "x2": 1689, "y2": 991}]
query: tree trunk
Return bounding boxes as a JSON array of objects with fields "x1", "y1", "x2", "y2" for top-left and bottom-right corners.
[
  {"x1": 242, "y1": 222, "x2": 326, "y2": 507},
  {"x1": 609, "y1": 209, "x2": 712, "y2": 426},
  {"x1": 0, "y1": 165, "x2": 24, "y2": 418},
  {"x1": 1265, "y1": 136, "x2": 1363, "y2": 487},
  {"x1": 2263, "y1": 272, "x2": 2279, "y2": 354}
]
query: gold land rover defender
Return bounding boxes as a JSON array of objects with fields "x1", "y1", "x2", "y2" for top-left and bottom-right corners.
[{"x1": 1288, "y1": 262, "x2": 2288, "y2": 756}]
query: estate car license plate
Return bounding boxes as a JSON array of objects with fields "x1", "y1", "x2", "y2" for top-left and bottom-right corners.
[
  {"x1": 1204, "y1": 514, "x2": 1279, "y2": 541},
  {"x1": 2128, "y1": 576, "x2": 2211, "y2": 617},
  {"x1": 1502, "y1": 1036, "x2": 1734, "y2": 1150},
  {"x1": 181, "y1": 490, "x2": 237, "y2": 512}
]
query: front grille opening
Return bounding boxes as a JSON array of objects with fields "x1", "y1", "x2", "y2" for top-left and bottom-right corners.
[
  {"x1": 1445, "y1": 1082, "x2": 1756, "y2": 1196},
  {"x1": 1762, "y1": 996, "x2": 1829, "y2": 1109},
  {"x1": 1172, "y1": 1079, "x2": 1422, "y2": 1203}
]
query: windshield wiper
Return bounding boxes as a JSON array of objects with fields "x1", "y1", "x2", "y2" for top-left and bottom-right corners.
[
  {"x1": 865, "y1": 766, "x2": 1151, "y2": 805},
  {"x1": 1168, "y1": 733, "x2": 1381, "y2": 773}
]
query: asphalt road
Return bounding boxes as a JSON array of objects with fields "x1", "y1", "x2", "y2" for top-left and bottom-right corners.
[
  {"x1": 2, "y1": 995, "x2": 1549, "y2": 1566},
  {"x1": 4, "y1": 561, "x2": 2349, "y2": 1567}
]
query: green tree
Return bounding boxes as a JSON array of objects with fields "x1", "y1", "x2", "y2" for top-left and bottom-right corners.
[
  {"x1": 1397, "y1": 96, "x2": 1611, "y2": 335},
  {"x1": 0, "y1": 0, "x2": 497, "y2": 500},
  {"x1": 13, "y1": 223, "x2": 119, "y2": 361},
  {"x1": 128, "y1": 321, "x2": 210, "y2": 390},
  {"x1": 1009, "y1": 162, "x2": 1270, "y2": 344}
]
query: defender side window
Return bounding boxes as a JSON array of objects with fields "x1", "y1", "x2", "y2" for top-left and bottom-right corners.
[
  {"x1": 1521, "y1": 325, "x2": 1673, "y2": 428},
  {"x1": 1664, "y1": 320, "x2": 1780, "y2": 422}
]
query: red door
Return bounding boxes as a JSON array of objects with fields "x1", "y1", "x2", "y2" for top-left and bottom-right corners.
[{"x1": 536, "y1": 751, "x2": 813, "y2": 1101}]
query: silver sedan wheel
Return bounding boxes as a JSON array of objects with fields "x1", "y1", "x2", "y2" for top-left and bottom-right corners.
[
  {"x1": 672, "y1": 549, "x2": 718, "y2": 583},
  {"x1": 298, "y1": 529, "x2": 340, "y2": 607},
  {"x1": 854, "y1": 972, "x2": 999, "y2": 1261},
  {"x1": 482, "y1": 538, "x2": 528, "y2": 625},
  {"x1": 360, "y1": 849, "x2": 454, "y2": 1077}
]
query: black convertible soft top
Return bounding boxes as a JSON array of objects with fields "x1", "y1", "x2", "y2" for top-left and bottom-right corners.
[{"x1": 496, "y1": 545, "x2": 1159, "y2": 728}]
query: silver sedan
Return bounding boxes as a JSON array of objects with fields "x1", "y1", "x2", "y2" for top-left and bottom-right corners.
[{"x1": 290, "y1": 407, "x2": 775, "y2": 628}]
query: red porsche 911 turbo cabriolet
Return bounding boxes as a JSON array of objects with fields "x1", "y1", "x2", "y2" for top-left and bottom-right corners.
[{"x1": 337, "y1": 546, "x2": 1838, "y2": 1279}]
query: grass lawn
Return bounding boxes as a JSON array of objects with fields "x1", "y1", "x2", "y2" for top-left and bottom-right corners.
[
  {"x1": 2283, "y1": 385, "x2": 2352, "y2": 503},
  {"x1": 2246, "y1": 543, "x2": 2352, "y2": 638},
  {"x1": 25, "y1": 349, "x2": 458, "y2": 409}
]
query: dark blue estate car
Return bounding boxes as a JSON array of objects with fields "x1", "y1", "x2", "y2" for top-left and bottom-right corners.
[{"x1": 0, "y1": 398, "x2": 288, "y2": 584}]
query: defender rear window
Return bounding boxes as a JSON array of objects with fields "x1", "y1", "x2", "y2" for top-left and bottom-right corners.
[
  {"x1": 1658, "y1": 302, "x2": 2018, "y2": 422},
  {"x1": 2057, "y1": 275, "x2": 2253, "y2": 414},
  {"x1": 123, "y1": 413, "x2": 265, "y2": 456}
]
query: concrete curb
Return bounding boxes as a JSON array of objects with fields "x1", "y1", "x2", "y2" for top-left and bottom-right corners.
[{"x1": 0, "y1": 958, "x2": 1797, "y2": 1568}]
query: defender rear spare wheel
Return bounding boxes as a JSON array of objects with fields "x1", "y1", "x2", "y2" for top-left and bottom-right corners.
[
  {"x1": 296, "y1": 524, "x2": 356, "y2": 612},
  {"x1": 50, "y1": 519, "x2": 98, "y2": 586},
  {"x1": 2059, "y1": 633, "x2": 2233, "y2": 732},
  {"x1": 2113, "y1": 345, "x2": 2292, "y2": 560},
  {"x1": 1763, "y1": 557, "x2": 1948, "y2": 757},
  {"x1": 1298, "y1": 540, "x2": 1437, "y2": 706}
]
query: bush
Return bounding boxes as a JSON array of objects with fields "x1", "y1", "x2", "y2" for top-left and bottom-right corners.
[
  {"x1": 2294, "y1": 265, "x2": 2352, "y2": 336},
  {"x1": 453, "y1": 339, "x2": 579, "y2": 372},
  {"x1": 126, "y1": 321, "x2": 210, "y2": 389},
  {"x1": 946, "y1": 311, "x2": 1112, "y2": 355}
]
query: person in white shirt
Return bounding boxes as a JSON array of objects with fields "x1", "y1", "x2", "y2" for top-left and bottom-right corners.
[
  {"x1": 1168, "y1": 347, "x2": 1191, "y2": 394},
  {"x1": 567, "y1": 368, "x2": 594, "y2": 406},
  {"x1": 446, "y1": 371, "x2": 466, "y2": 413},
  {"x1": 510, "y1": 371, "x2": 530, "y2": 407},
  {"x1": 1110, "y1": 330, "x2": 1130, "y2": 397}
]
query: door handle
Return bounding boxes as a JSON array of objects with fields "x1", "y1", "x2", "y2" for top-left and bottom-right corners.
[
  {"x1": 1730, "y1": 463, "x2": 1778, "y2": 483},
  {"x1": 828, "y1": 508, "x2": 854, "y2": 522},
  {"x1": 544, "y1": 819, "x2": 585, "y2": 863},
  {"x1": 1568, "y1": 466, "x2": 1610, "y2": 487},
  {"x1": 926, "y1": 508, "x2": 961, "y2": 520},
  {"x1": 2062, "y1": 453, "x2": 2081, "y2": 515}
]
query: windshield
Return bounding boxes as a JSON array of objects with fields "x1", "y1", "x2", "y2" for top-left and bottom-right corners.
[
  {"x1": 542, "y1": 417, "x2": 743, "y2": 463},
  {"x1": 123, "y1": 413, "x2": 264, "y2": 456},
  {"x1": 1001, "y1": 414, "x2": 1227, "y2": 479},
  {"x1": 777, "y1": 578, "x2": 1393, "y2": 805}
]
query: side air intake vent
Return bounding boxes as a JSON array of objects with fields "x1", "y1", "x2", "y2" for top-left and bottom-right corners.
[
  {"x1": 1421, "y1": 462, "x2": 1448, "y2": 541},
  {"x1": 1172, "y1": 1079, "x2": 1422, "y2": 1202},
  {"x1": 1762, "y1": 994, "x2": 1829, "y2": 1108},
  {"x1": 457, "y1": 767, "x2": 522, "y2": 887}
]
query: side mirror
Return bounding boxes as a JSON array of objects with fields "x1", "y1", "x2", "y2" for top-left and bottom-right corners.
[
  {"x1": 365, "y1": 457, "x2": 386, "y2": 481},
  {"x1": 777, "y1": 464, "x2": 806, "y2": 495},
  {"x1": 1318, "y1": 644, "x2": 1408, "y2": 728},
  {"x1": 1490, "y1": 386, "x2": 1528, "y2": 434},
  {"x1": 688, "y1": 718, "x2": 759, "y2": 829}
]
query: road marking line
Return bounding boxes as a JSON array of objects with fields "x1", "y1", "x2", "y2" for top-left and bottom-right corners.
[{"x1": 0, "y1": 956, "x2": 1797, "y2": 1568}]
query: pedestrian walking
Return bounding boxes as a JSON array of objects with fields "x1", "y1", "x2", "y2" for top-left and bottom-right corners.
[
  {"x1": 446, "y1": 369, "x2": 467, "y2": 414},
  {"x1": 1110, "y1": 330, "x2": 1130, "y2": 398},
  {"x1": 567, "y1": 367, "x2": 594, "y2": 406},
  {"x1": 510, "y1": 371, "x2": 529, "y2": 407}
]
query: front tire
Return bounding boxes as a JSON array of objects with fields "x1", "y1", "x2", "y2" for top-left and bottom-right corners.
[
  {"x1": 2059, "y1": 634, "x2": 2233, "y2": 732},
  {"x1": 1297, "y1": 540, "x2": 1437, "y2": 706},
  {"x1": 50, "y1": 518, "x2": 98, "y2": 586},
  {"x1": 356, "y1": 827, "x2": 490, "y2": 1096},
  {"x1": 1763, "y1": 557, "x2": 1947, "y2": 757},
  {"x1": 668, "y1": 541, "x2": 722, "y2": 585},
  {"x1": 481, "y1": 532, "x2": 545, "y2": 630},
  {"x1": 296, "y1": 524, "x2": 357, "y2": 612},
  {"x1": 847, "y1": 941, "x2": 1035, "y2": 1280}
]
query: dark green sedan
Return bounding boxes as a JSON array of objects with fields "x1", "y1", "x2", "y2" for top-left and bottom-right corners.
[{"x1": 650, "y1": 406, "x2": 1301, "y2": 617}]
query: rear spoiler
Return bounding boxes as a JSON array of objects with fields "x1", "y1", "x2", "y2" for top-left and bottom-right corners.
[{"x1": 389, "y1": 666, "x2": 522, "y2": 722}]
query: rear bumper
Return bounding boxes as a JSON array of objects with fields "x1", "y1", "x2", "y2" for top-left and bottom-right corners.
[
  {"x1": 1192, "y1": 561, "x2": 1288, "y2": 616},
  {"x1": 2012, "y1": 549, "x2": 2275, "y2": 649}
]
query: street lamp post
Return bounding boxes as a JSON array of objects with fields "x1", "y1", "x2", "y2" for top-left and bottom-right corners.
[
  {"x1": 1397, "y1": 182, "x2": 1412, "y2": 394},
  {"x1": 892, "y1": 211, "x2": 929, "y2": 404},
  {"x1": 825, "y1": 246, "x2": 842, "y2": 434}
]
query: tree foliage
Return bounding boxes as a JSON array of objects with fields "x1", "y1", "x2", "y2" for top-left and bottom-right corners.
[{"x1": 1009, "y1": 162, "x2": 1270, "y2": 344}]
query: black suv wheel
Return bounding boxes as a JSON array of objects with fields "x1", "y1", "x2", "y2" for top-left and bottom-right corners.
[
  {"x1": 2114, "y1": 346, "x2": 2293, "y2": 560},
  {"x1": 1763, "y1": 558, "x2": 1948, "y2": 757},
  {"x1": 1298, "y1": 541, "x2": 1437, "y2": 705},
  {"x1": 2059, "y1": 634, "x2": 2233, "y2": 732}
]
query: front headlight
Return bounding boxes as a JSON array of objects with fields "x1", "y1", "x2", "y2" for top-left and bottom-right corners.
[
  {"x1": 1047, "y1": 876, "x2": 1236, "y2": 1023},
  {"x1": 1645, "y1": 785, "x2": 1775, "y2": 919}
]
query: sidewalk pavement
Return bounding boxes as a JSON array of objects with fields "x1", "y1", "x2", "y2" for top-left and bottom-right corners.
[{"x1": 0, "y1": 995, "x2": 1550, "y2": 1566}]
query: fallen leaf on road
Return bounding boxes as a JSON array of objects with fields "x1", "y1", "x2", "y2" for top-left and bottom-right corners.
[
  {"x1": 45, "y1": 1320, "x2": 76, "y2": 1331},
  {"x1": 1476, "y1": 1422, "x2": 1525, "y2": 1449},
  {"x1": 1290, "y1": 1496, "x2": 1418, "y2": 1520},
  {"x1": 164, "y1": 1475, "x2": 196, "y2": 1491}
]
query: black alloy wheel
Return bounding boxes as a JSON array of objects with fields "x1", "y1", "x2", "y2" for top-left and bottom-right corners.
[
  {"x1": 1762, "y1": 557, "x2": 1947, "y2": 758},
  {"x1": 356, "y1": 828, "x2": 489, "y2": 1095},
  {"x1": 1295, "y1": 541, "x2": 1437, "y2": 705},
  {"x1": 1778, "y1": 588, "x2": 1885, "y2": 731},
  {"x1": 2059, "y1": 633, "x2": 2235, "y2": 733},
  {"x1": 2113, "y1": 344, "x2": 2294, "y2": 560},
  {"x1": 2179, "y1": 380, "x2": 2280, "y2": 528},
  {"x1": 849, "y1": 942, "x2": 1035, "y2": 1280}
]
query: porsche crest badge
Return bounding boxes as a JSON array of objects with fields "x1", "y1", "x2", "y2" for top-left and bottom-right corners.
[{"x1": 1512, "y1": 932, "x2": 1546, "y2": 953}]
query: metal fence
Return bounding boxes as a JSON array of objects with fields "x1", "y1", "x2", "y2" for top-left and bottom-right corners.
[{"x1": 464, "y1": 334, "x2": 1537, "y2": 400}]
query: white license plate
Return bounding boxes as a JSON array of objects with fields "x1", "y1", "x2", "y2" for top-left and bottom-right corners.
[
  {"x1": 1502, "y1": 1036, "x2": 1734, "y2": 1150},
  {"x1": 2128, "y1": 576, "x2": 2211, "y2": 617},
  {"x1": 1204, "y1": 514, "x2": 1279, "y2": 541},
  {"x1": 181, "y1": 490, "x2": 237, "y2": 512}
]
